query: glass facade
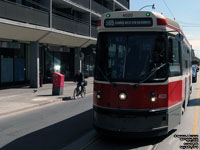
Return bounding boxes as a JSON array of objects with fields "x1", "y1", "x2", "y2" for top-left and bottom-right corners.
[
  {"x1": 41, "y1": 45, "x2": 74, "y2": 83},
  {"x1": 83, "y1": 54, "x2": 95, "y2": 78},
  {"x1": 0, "y1": 41, "x2": 27, "y2": 85}
]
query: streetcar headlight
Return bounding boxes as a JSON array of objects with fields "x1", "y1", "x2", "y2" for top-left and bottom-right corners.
[
  {"x1": 119, "y1": 92, "x2": 127, "y2": 101},
  {"x1": 150, "y1": 91, "x2": 157, "y2": 102},
  {"x1": 96, "y1": 90, "x2": 101, "y2": 100},
  {"x1": 96, "y1": 94, "x2": 101, "y2": 99},
  {"x1": 150, "y1": 97, "x2": 156, "y2": 102}
]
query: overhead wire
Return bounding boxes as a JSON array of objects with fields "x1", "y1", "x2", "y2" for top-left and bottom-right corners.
[{"x1": 162, "y1": 0, "x2": 176, "y2": 20}]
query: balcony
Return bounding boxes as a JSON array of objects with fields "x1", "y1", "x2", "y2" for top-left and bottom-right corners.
[
  {"x1": 91, "y1": 25, "x2": 97, "y2": 38},
  {"x1": 116, "y1": 0, "x2": 129, "y2": 9},
  {"x1": 70, "y1": 0, "x2": 90, "y2": 9},
  {"x1": 0, "y1": 0, "x2": 49, "y2": 27},
  {"x1": 52, "y1": 14, "x2": 90, "y2": 36},
  {"x1": 91, "y1": 0, "x2": 111, "y2": 14}
]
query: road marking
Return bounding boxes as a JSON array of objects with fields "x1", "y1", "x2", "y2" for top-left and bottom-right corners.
[
  {"x1": 191, "y1": 82, "x2": 200, "y2": 150},
  {"x1": 192, "y1": 83, "x2": 199, "y2": 135}
]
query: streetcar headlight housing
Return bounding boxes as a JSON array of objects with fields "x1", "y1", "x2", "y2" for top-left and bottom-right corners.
[
  {"x1": 119, "y1": 92, "x2": 127, "y2": 101},
  {"x1": 150, "y1": 91, "x2": 156, "y2": 102}
]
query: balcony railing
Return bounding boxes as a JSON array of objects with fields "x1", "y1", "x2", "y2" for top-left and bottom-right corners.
[
  {"x1": 116, "y1": 0, "x2": 129, "y2": 9},
  {"x1": 70, "y1": 0, "x2": 90, "y2": 9},
  {"x1": 91, "y1": 0, "x2": 111, "y2": 14},
  {"x1": 0, "y1": 0, "x2": 49, "y2": 27},
  {"x1": 91, "y1": 26, "x2": 97, "y2": 38},
  {"x1": 52, "y1": 14, "x2": 90, "y2": 36}
]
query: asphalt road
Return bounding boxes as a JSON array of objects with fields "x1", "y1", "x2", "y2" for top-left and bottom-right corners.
[
  {"x1": 0, "y1": 93, "x2": 94, "y2": 150},
  {"x1": 0, "y1": 82, "x2": 199, "y2": 150}
]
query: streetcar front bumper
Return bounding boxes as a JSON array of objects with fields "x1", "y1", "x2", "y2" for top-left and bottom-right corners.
[{"x1": 93, "y1": 105, "x2": 181, "y2": 137}]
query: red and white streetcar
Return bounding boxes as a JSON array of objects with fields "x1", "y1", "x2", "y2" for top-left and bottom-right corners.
[{"x1": 93, "y1": 11, "x2": 192, "y2": 137}]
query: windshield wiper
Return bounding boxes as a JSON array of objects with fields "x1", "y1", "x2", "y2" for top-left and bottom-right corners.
[
  {"x1": 134, "y1": 63, "x2": 167, "y2": 88},
  {"x1": 96, "y1": 65, "x2": 116, "y2": 87}
]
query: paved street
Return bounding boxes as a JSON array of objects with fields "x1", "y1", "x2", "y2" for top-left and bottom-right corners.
[
  {"x1": 0, "y1": 78, "x2": 199, "y2": 150},
  {"x1": 0, "y1": 94, "x2": 93, "y2": 150}
]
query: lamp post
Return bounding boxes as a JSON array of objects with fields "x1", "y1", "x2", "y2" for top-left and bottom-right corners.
[{"x1": 139, "y1": 4, "x2": 155, "y2": 11}]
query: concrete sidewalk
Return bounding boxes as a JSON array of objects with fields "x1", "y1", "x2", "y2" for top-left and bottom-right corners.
[{"x1": 0, "y1": 77, "x2": 94, "y2": 117}]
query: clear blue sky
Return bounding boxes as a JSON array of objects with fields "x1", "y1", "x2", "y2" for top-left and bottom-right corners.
[{"x1": 130, "y1": 0, "x2": 200, "y2": 57}]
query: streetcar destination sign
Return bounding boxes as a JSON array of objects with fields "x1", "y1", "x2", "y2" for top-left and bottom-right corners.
[{"x1": 104, "y1": 18, "x2": 153, "y2": 27}]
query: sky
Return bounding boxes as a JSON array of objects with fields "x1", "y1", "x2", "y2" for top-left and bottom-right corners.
[{"x1": 130, "y1": 0, "x2": 200, "y2": 57}]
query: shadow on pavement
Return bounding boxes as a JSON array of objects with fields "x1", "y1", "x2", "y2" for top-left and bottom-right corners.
[
  {"x1": 1, "y1": 109, "x2": 93, "y2": 150},
  {"x1": 62, "y1": 97, "x2": 72, "y2": 101},
  {"x1": 87, "y1": 129, "x2": 177, "y2": 150},
  {"x1": 0, "y1": 84, "x2": 30, "y2": 90},
  {"x1": 188, "y1": 99, "x2": 200, "y2": 107}
]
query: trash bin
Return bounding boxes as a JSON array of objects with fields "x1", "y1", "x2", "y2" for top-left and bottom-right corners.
[{"x1": 52, "y1": 72, "x2": 65, "y2": 95}]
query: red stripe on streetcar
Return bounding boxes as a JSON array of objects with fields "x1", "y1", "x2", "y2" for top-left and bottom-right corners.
[{"x1": 157, "y1": 18, "x2": 190, "y2": 46}]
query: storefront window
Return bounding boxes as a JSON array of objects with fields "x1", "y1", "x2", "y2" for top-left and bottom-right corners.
[
  {"x1": 44, "y1": 46, "x2": 74, "y2": 82},
  {"x1": 0, "y1": 41, "x2": 26, "y2": 84},
  {"x1": 14, "y1": 45, "x2": 25, "y2": 81},
  {"x1": 45, "y1": 51, "x2": 54, "y2": 81},
  {"x1": 1, "y1": 57, "x2": 13, "y2": 83},
  {"x1": 54, "y1": 53, "x2": 61, "y2": 73}
]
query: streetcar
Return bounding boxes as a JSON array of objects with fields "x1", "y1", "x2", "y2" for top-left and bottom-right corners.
[{"x1": 93, "y1": 11, "x2": 192, "y2": 137}]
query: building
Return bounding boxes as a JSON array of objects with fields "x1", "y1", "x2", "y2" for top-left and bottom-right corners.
[{"x1": 0, "y1": 0, "x2": 129, "y2": 88}]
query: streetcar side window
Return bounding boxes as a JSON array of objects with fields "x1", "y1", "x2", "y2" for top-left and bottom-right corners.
[
  {"x1": 181, "y1": 43, "x2": 190, "y2": 74},
  {"x1": 169, "y1": 38, "x2": 181, "y2": 76}
]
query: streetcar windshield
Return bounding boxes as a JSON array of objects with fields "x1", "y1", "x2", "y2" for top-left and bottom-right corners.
[{"x1": 95, "y1": 32, "x2": 167, "y2": 82}]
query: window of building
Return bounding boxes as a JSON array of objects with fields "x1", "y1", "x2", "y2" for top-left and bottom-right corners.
[{"x1": 0, "y1": 42, "x2": 26, "y2": 84}]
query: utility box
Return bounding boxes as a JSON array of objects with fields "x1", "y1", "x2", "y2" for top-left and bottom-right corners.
[{"x1": 52, "y1": 72, "x2": 64, "y2": 95}]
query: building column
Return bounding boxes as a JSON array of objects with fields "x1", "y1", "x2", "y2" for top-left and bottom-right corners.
[
  {"x1": 89, "y1": 0, "x2": 91, "y2": 36},
  {"x1": 49, "y1": 0, "x2": 52, "y2": 28},
  {"x1": 30, "y1": 42, "x2": 40, "y2": 88}
]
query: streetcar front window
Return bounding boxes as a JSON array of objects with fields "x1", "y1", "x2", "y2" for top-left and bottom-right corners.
[{"x1": 95, "y1": 32, "x2": 167, "y2": 82}]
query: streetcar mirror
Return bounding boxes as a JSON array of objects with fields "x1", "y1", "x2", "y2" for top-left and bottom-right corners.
[{"x1": 175, "y1": 33, "x2": 184, "y2": 41}]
